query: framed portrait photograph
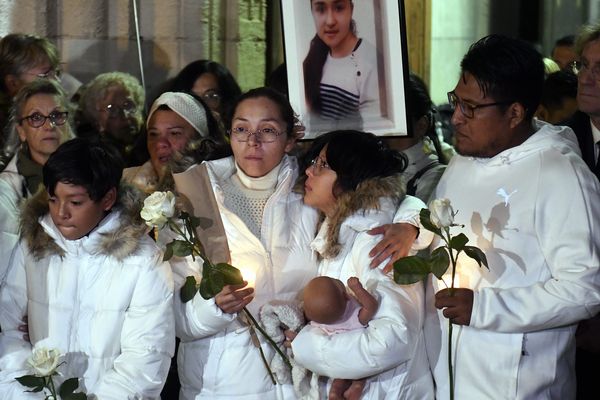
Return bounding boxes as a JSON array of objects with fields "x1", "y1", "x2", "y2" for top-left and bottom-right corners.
[{"x1": 281, "y1": 0, "x2": 410, "y2": 139}]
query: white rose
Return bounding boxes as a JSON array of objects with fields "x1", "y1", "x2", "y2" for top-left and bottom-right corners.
[
  {"x1": 27, "y1": 347, "x2": 61, "y2": 377},
  {"x1": 428, "y1": 198, "x2": 455, "y2": 228},
  {"x1": 140, "y1": 191, "x2": 176, "y2": 229}
]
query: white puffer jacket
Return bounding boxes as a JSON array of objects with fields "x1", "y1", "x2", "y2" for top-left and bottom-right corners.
[
  {"x1": 291, "y1": 175, "x2": 434, "y2": 399},
  {"x1": 172, "y1": 155, "x2": 319, "y2": 400},
  {"x1": 0, "y1": 186, "x2": 175, "y2": 399},
  {"x1": 0, "y1": 154, "x2": 27, "y2": 284}
]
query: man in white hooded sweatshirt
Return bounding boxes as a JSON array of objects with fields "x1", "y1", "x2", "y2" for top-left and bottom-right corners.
[{"x1": 425, "y1": 34, "x2": 600, "y2": 400}]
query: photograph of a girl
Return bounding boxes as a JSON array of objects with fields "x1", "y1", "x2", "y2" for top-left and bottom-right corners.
[{"x1": 303, "y1": 0, "x2": 381, "y2": 132}]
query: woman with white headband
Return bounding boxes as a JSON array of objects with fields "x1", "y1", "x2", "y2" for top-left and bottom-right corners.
[{"x1": 123, "y1": 91, "x2": 230, "y2": 194}]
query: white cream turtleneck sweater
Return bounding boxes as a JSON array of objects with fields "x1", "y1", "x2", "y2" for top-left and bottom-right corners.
[{"x1": 221, "y1": 162, "x2": 282, "y2": 238}]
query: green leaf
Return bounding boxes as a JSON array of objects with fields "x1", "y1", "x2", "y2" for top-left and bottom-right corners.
[
  {"x1": 208, "y1": 272, "x2": 225, "y2": 295},
  {"x1": 199, "y1": 277, "x2": 218, "y2": 299},
  {"x1": 15, "y1": 375, "x2": 45, "y2": 388},
  {"x1": 59, "y1": 377, "x2": 79, "y2": 397},
  {"x1": 463, "y1": 246, "x2": 489, "y2": 269},
  {"x1": 180, "y1": 276, "x2": 199, "y2": 303},
  {"x1": 450, "y1": 233, "x2": 469, "y2": 252},
  {"x1": 63, "y1": 392, "x2": 87, "y2": 400},
  {"x1": 430, "y1": 247, "x2": 450, "y2": 279},
  {"x1": 171, "y1": 240, "x2": 193, "y2": 257},
  {"x1": 393, "y1": 256, "x2": 431, "y2": 284},
  {"x1": 163, "y1": 241, "x2": 174, "y2": 261},
  {"x1": 419, "y1": 209, "x2": 442, "y2": 236},
  {"x1": 215, "y1": 263, "x2": 244, "y2": 285}
]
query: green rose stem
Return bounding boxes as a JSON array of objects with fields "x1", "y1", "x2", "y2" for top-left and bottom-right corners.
[
  {"x1": 441, "y1": 226, "x2": 457, "y2": 400},
  {"x1": 168, "y1": 219, "x2": 292, "y2": 381},
  {"x1": 46, "y1": 375, "x2": 58, "y2": 399}
]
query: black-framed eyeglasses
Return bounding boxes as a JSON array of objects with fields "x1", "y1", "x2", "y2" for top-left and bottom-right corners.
[
  {"x1": 23, "y1": 67, "x2": 61, "y2": 80},
  {"x1": 447, "y1": 91, "x2": 513, "y2": 119},
  {"x1": 228, "y1": 126, "x2": 284, "y2": 143},
  {"x1": 99, "y1": 100, "x2": 137, "y2": 118},
  {"x1": 570, "y1": 60, "x2": 600, "y2": 80},
  {"x1": 309, "y1": 156, "x2": 331, "y2": 175},
  {"x1": 19, "y1": 111, "x2": 68, "y2": 128}
]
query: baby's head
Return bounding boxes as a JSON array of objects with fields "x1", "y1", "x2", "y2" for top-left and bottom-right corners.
[{"x1": 303, "y1": 276, "x2": 348, "y2": 324}]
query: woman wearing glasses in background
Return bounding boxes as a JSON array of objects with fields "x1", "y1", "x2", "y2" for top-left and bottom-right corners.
[
  {"x1": 76, "y1": 71, "x2": 145, "y2": 166},
  {"x1": 170, "y1": 59, "x2": 242, "y2": 120},
  {"x1": 0, "y1": 79, "x2": 74, "y2": 283},
  {"x1": 171, "y1": 87, "x2": 429, "y2": 399},
  {"x1": 0, "y1": 34, "x2": 62, "y2": 164}
]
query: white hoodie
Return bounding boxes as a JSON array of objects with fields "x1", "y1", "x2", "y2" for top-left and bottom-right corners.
[{"x1": 425, "y1": 121, "x2": 600, "y2": 400}]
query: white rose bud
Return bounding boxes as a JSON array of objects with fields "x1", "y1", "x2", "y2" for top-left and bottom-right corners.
[
  {"x1": 140, "y1": 191, "x2": 177, "y2": 229},
  {"x1": 428, "y1": 198, "x2": 455, "y2": 228},
  {"x1": 27, "y1": 347, "x2": 61, "y2": 377}
]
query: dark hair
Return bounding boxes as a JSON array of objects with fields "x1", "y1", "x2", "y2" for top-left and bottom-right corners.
[
  {"x1": 43, "y1": 137, "x2": 124, "y2": 202},
  {"x1": 540, "y1": 70, "x2": 577, "y2": 109},
  {"x1": 171, "y1": 59, "x2": 242, "y2": 115},
  {"x1": 223, "y1": 87, "x2": 296, "y2": 137},
  {"x1": 460, "y1": 34, "x2": 544, "y2": 120},
  {"x1": 406, "y1": 73, "x2": 448, "y2": 164},
  {"x1": 554, "y1": 34, "x2": 575, "y2": 49},
  {"x1": 306, "y1": 130, "x2": 407, "y2": 193},
  {"x1": 266, "y1": 63, "x2": 289, "y2": 97},
  {"x1": 303, "y1": 35, "x2": 329, "y2": 113}
]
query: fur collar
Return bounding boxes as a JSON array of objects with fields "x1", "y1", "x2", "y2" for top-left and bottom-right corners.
[
  {"x1": 20, "y1": 184, "x2": 149, "y2": 261},
  {"x1": 321, "y1": 174, "x2": 405, "y2": 259}
]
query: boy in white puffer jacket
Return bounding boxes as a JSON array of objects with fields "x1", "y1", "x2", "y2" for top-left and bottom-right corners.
[{"x1": 0, "y1": 138, "x2": 175, "y2": 399}]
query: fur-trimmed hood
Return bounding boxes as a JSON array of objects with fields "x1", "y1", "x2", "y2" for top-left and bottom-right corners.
[
  {"x1": 317, "y1": 174, "x2": 405, "y2": 259},
  {"x1": 20, "y1": 184, "x2": 150, "y2": 261}
]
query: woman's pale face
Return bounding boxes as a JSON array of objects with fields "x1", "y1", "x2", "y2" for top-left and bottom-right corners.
[
  {"x1": 192, "y1": 72, "x2": 221, "y2": 113},
  {"x1": 230, "y1": 96, "x2": 295, "y2": 178},
  {"x1": 147, "y1": 109, "x2": 196, "y2": 176},
  {"x1": 16, "y1": 93, "x2": 69, "y2": 166},
  {"x1": 311, "y1": 0, "x2": 355, "y2": 56},
  {"x1": 304, "y1": 146, "x2": 338, "y2": 216},
  {"x1": 96, "y1": 85, "x2": 142, "y2": 146}
]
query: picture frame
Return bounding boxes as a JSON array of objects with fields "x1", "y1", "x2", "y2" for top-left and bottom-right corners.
[{"x1": 280, "y1": 0, "x2": 411, "y2": 139}]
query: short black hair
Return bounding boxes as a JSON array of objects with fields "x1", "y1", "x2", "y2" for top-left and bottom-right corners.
[
  {"x1": 554, "y1": 34, "x2": 575, "y2": 48},
  {"x1": 224, "y1": 87, "x2": 296, "y2": 137},
  {"x1": 540, "y1": 70, "x2": 577, "y2": 109},
  {"x1": 460, "y1": 34, "x2": 544, "y2": 120},
  {"x1": 43, "y1": 137, "x2": 124, "y2": 202},
  {"x1": 305, "y1": 130, "x2": 407, "y2": 193}
]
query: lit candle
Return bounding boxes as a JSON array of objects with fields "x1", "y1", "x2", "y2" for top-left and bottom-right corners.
[{"x1": 239, "y1": 266, "x2": 256, "y2": 289}]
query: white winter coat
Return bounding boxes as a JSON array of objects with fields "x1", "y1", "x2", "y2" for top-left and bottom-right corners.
[
  {"x1": 292, "y1": 175, "x2": 434, "y2": 399},
  {"x1": 0, "y1": 187, "x2": 175, "y2": 399},
  {"x1": 171, "y1": 155, "x2": 319, "y2": 400},
  {"x1": 0, "y1": 154, "x2": 26, "y2": 284},
  {"x1": 426, "y1": 121, "x2": 600, "y2": 399}
]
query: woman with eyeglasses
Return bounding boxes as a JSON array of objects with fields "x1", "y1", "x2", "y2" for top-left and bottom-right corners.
[
  {"x1": 76, "y1": 72, "x2": 145, "y2": 166},
  {"x1": 170, "y1": 59, "x2": 242, "y2": 119},
  {"x1": 0, "y1": 34, "x2": 62, "y2": 161},
  {"x1": 285, "y1": 130, "x2": 433, "y2": 399},
  {"x1": 0, "y1": 79, "x2": 74, "y2": 282},
  {"x1": 170, "y1": 87, "x2": 429, "y2": 399}
]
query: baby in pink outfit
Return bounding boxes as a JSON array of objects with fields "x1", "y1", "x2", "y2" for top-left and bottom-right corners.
[{"x1": 303, "y1": 276, "x2": 378, "y2": 400}]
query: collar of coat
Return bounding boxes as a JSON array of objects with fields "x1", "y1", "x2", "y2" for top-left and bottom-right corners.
[
  {"x1": 320, "y1": 174, "x2": 405, "y2": 259},
  {"x1": 20, "y1": 184, "x2": 149, "y2": 261}
]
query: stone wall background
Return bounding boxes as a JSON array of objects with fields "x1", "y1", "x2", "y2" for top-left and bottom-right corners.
[{"x1": 0, "y1": 0, "x2": 269, "y2": 98}]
